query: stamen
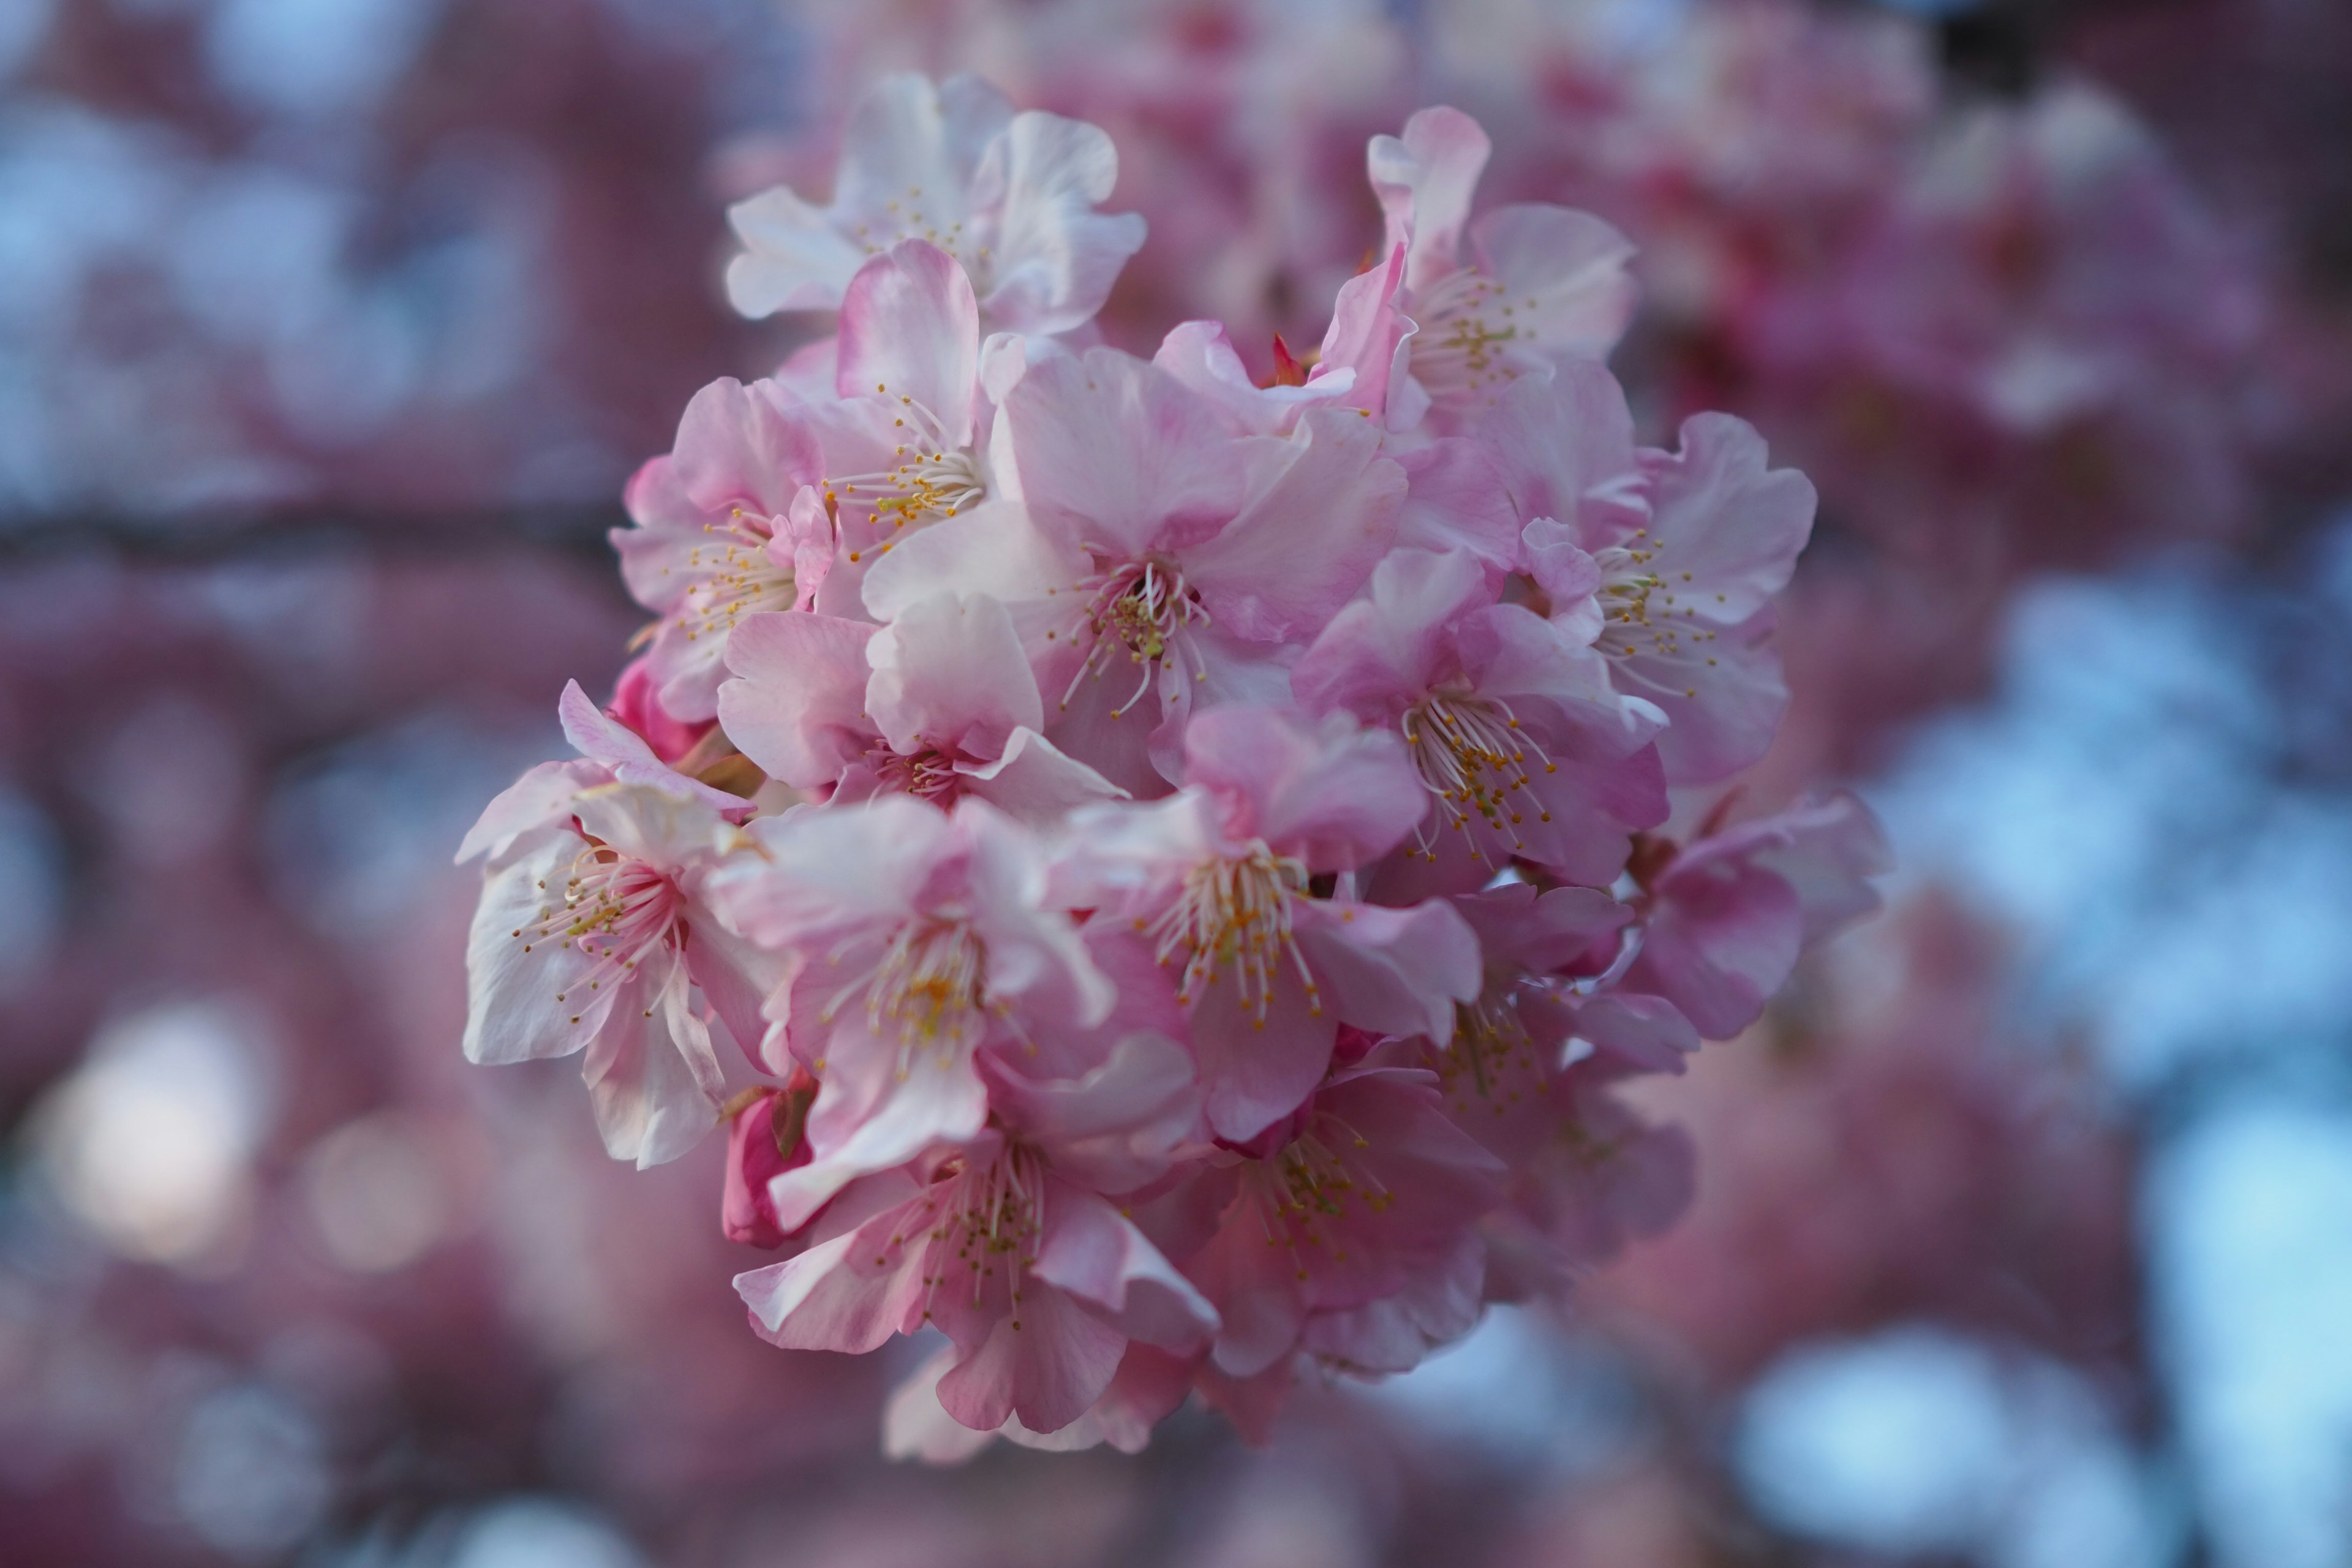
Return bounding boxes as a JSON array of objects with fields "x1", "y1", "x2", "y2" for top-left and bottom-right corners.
[
  {"x1": 820, "y1": 918, "x2": 991, "y2": 1074},
  {"x1": 1408, "y1": 268, "x2": 1537, "y2": 409},
  {"x1": 1149, "y1": 843, "x2": 1319, "y2": 1022},
  {"x1": 513, "y1": 842, "x2": 686, "y2": 1011},
  {"x1": 826, "y1": 390, "x2": 987, "y2": 532},
  {"x1": 1401, "y1": 691, "x2": 1555, "y2": 859},
  {"x1": 674, "y1": 507, "x2": 800, "y2": 644},
  {"x1": 1058, "y1": 558, "x2": 1211, "y2": 717},
  {"x1": 1591, "y1": 530, "x2": 1723, "y2": 703}
]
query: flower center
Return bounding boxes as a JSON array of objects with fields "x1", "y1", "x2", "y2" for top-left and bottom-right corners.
[
  {"x1": 513, "y1": 842, "x2": 686, "y2": 1024},
  {"x1": 676, "y1": 508, "x2": 799, "y2": 644},
  {"x1": 870, "y1": 744, "x2": 964, "y2": 805},
  {"x1": 827, "y1": 388, "x2": 987, "y2": 535},
  {"x1": 1408, "y1": 266, "x2": 1531, "y2": 409},
  {"x1": 1438, "y1": 988, "x2": 1542, "y2": 1114},
  {"x1": 848, "y1": 189, "x2": 995, "y2": 287},
  {"x1": 1400, "y1": 692, "x2": 1555, "y2": 858},
  {"x1": 1591, "y1": 527, "x2": 1721, "y2": 703},
  {"x1": 1058, "y1": 558, "x2": 1210, "y2": 718},
  {"x1": 1148, "y1": 843, "x2": 1318, "y2": 1022},
  {"x1": 883, "y1": 1141, "x2": 1044, "y2": 1327},
  {"x1": 820, "y1": 917, "x2": 992, "y2": 1071},
  {"x1": 1249, "y1": 1116, "x2": 1392, "y2": 1278}
]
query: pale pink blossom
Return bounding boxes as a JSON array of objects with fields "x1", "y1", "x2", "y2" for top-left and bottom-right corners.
[
  {"x1": 725, "y1": 72, "x2": 1147, "y2": 337},
  {"x1": 459, "y1": 776, "x2": 778, "y2": 1167},
  {"x1": 1068, "y1": 705, "x2": 1482, "y2": 1142},
  {"x1": 704, "y1": 794, "x2": 1119, "y2": 1225},
  {"x1": 611, "y1": 379, "x2": 834, "y2": 723},
  {"x1": 1368, "y1": 106, "x2": 1638, "y2": 421},
  {"x1": 733, "y1": 1033, "x2": 1215, "y2": 1435},
  {"x1": 793, "y1": 238, "x2": 1025, "y2": 587},
  {"x1": 862, "y1": 348, "x2": 1406, "y2": 794}
]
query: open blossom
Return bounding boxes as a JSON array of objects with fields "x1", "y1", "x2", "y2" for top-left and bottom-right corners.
[
  {"x1": 1185, "y1": 1065, "x2": 1504, "y2": 1379},
  {"x1": 725, "y1": 72, "x2": 1147, "y2": 337},
  {"x1": 1070, "y1": 704, "x2": 1482, "y2": 1142},
  {"x1": 862, "y1": 347, "x2": 1408, "y2": 794},
  {"x1": 1487, "y1": 367, "x2": 1818, "y2": 784},
  {"x1": 734, "y1": 1033, "x2": 1216, "y2": 1434},
  {"x1": 458, "y1": 76, "x2": 1883, "y2": 1455},
  {"x1": 704, "y1": 794, "x2": 1121, "y2": 1225},
  {"x1": 611, "y1": 379, "x2": 834, "y2": 723},
  {"x1": 1369, "y1": 106, "x2": 1639, "y2": 422},
  {"x1": 1292, "y1": 545, "x2": 1668, "y2": 891},
  {"x1": 459, "y1": 723, "x2": 778, "y2": 1165}
]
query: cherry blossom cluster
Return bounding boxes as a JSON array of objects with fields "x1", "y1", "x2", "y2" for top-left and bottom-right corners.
[{"x1": 460, "y1": 75, "x2": 1885, "y2": 1457}]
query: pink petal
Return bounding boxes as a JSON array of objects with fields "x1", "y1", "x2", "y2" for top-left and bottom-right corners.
[{"x1": 835, "y1": 239, "x2": 979, "y2": 443}]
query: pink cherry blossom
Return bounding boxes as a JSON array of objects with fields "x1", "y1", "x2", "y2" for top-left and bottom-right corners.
[
  {"x1": 611, "y1": 378, "x2": 833, "y2": 723},
  {"x1": 1626, "y1": 792, "x2": 1890, "y2": 1040},
  {"x1": 718, "y1": 593, "x2": 1122, "y2": 821},
  {"x1": 1368, "y1": 106, "x2": 1639, "y2": 421},
  {"x1": 1182, "y1": 1065, "x2": 1504, "y2": 1379},
  {"x1": 459, "y1": 776, "x2": 778, "y2": 1167},
  {"x1": 725, "y1": 72, "x2": 1147, "y2": 337},
  {"x1": 862, "y1": 347, "x2": 1408, "y2": 794},
  {"x1": 733, "y1": 1033, "x2": 1215, "y2": 1435},
  {"x1": 1292, "y1": 545, "x2": 1668, "y2": 891},
  {"x1": 455, "y1": 62, "x2": 1884, "y2": 1460},
  {"x1": 704, "y1": 794, "x2": 1119, "y2": 1224},
  {"x1": 1069, "y1": 705, "x2": 1482, "y2": 1142}
]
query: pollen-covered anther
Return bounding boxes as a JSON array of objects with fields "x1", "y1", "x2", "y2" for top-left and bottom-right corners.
[
  {"x1": 1150, "y1": 843, "x2": 1318, "y2": 1022},
  {"x1": 1061, "y1": 558, "x2": 1211, "y2": 718},
  {"x1": 827, "y1": 389, "x2": 987, "y2": 532},
  {"x1": 514, "y1": 842, "x2": 686, "y2": 1004},
  {"x1": 819, "y1": 917, "x2": 992, "y2": 1071},
  {"x1": 1403, "y1": 692, "x2": 1555, "y2": 854}
]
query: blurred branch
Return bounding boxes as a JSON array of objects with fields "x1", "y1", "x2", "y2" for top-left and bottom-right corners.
[{"x1": 0, "y1": 503, "x2": 630, "y2": 565}]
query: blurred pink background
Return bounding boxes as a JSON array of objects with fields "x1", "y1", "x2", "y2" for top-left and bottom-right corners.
[{"x1": 4, "y1": 1, "x2": 2350, "y2": 1563}]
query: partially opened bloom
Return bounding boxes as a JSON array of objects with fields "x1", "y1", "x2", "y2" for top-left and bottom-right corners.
[
  {"x1": 725, "y1": 72, "x2": 1147, "y2": 337},
  {"x1": 1368, "y1": 106, "x2": 1638, "y2": 422},
  {"x1": 1626, "y1": 792, "x2": 1891, "y2": 1039},
  {"x1": 797, "y1": 238, "x2": 1023, "y2": 581}
]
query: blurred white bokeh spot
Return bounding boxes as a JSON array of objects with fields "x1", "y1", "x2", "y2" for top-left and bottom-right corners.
[
  {"x1": 302, "y1": 1112, "x2": 462, "y2": 1274},
  {"x1": 34, "y1": 1000, "x2": 281, "y2": 1269}
]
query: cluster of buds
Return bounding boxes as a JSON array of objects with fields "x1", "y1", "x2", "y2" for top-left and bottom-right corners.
[{"x1": 460, "y1": 76, "x2": 1885, "y2": 1457}]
